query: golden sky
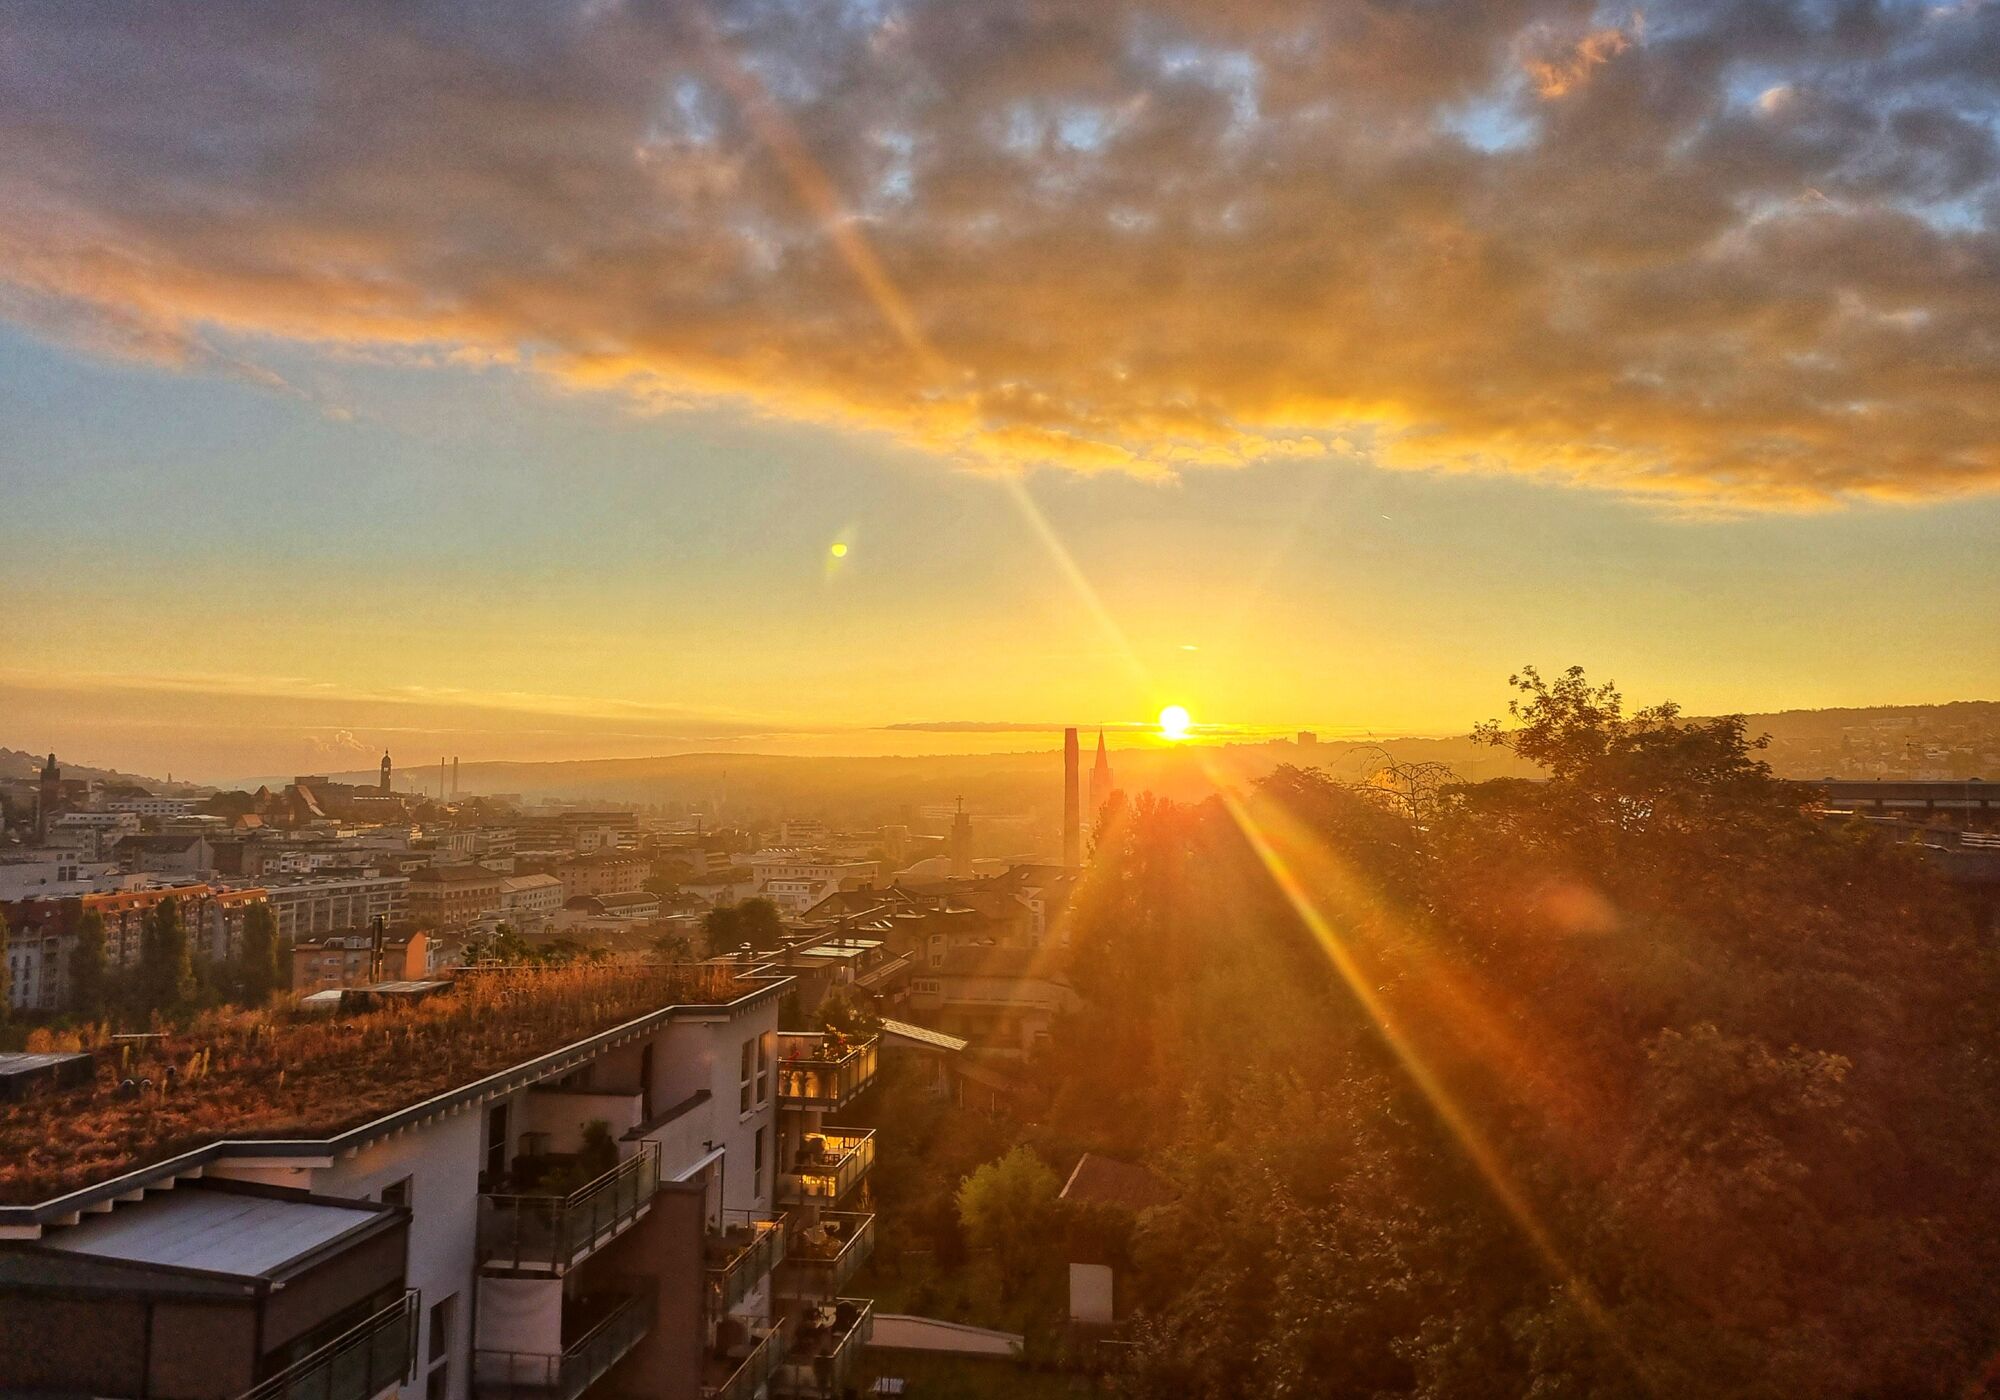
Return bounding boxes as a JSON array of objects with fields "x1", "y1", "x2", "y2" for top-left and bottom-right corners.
[{"x1": 1, "y1": 0, "x2": 1997, "y2": 779}]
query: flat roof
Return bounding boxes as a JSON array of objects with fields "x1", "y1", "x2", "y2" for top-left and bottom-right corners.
[
  {"x1": 878, "y1": 1018, "x2": 968, "y2": 1053},
  {"x1": 44, "y1": 1189, "x2": 387, "y2": 1280}
]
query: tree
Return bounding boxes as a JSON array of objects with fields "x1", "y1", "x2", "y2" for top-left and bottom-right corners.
[
  {"x1": 140, "y1": 896, "x2": 196, "y2": 1016},
  {"x1": 69, "y1": 911, "x2": 108, "y2": 1022},
  {"x1": 956, "y1": 1146, "x2": 1061, "y2": 1293},
  {"x1": 0, "y1": 906, "x2": 10, "y2": 1025},
  {"x1": 702, "y1": 897, "x2": 784, "y2": 956},
  {"x1": 238, "y1": 901, "x2": 282, "y2": 1005}
]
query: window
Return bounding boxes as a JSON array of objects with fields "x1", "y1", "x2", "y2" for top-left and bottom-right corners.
[
  {"x1": 755, "y1": 1034, "x2": 770, "y2": 1105},
  {"x1": 428, "y1": 1294, "x2": 455, "y2": 1365},
  {"x1": 380, "y1": 1176, "x2": 412, "y2": 1208},
  {"x1": 753, "y1": 1127, "x2": 766, "y2": 1201},
  {"x1": 739, "y1": 1038, "x2": 755, "y2": 1114}
]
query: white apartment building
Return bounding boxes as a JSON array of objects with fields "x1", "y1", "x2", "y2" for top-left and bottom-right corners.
[
  {"x1": 45, "y1": 810, "x2": 142, "y2": 860},
  {"x1": 261, "y1": 873, "x2": 411, "y2": 940},
  {"x1": 498, "y1": 873, "x2": 565, "y2": 931},
  {"x1": 105, "y1": 795, "x2": 199, "y2": 818},
  {"x1": 0, "y1": 965, "x2": 879, "y2": 1400}
]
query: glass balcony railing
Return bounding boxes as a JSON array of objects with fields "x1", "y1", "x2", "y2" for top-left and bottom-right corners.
[
  {"x1": 778, "y1": 1128, "x2": 874, "y2": 1206},
  {"x1": 706, "y1": 1212, "x2": 788, "y2": 1314},
  {"x1": 775, "y1": 1034, "x2": 878, "y2": 1110},
  {"x1": 778, "y1": 1212, "x2": 875, "y2": 1299},
  {"x1": 240, "y1": 1292, "x2": 416, "y2": 1400},
  {"x1": 775, "y1": 1299, "x2": 873, "y2": 1400},
  {"x1": 702, "y1": 1320, "x2": 789, "y2": 1400},
  {"x1": 472, "y1": 1281, "x2": 654, "y2": 1400},
  {"x1": 479, "y1": 1141, "x2": 660, "y2": 1272}
]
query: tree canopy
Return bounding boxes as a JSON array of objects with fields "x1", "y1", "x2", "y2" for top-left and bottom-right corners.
[{"x1": 1035, "y1": 669, "x2": 1999, "y2": 1398}]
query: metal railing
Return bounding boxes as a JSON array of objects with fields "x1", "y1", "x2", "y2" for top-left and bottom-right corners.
[
  {"x1": 778, "y1": 1212, "x2": 875, "y2": 1299},
  {"x1": 778, "y1": 1128, "x2": 874, "y2": 1206},
  {"x1": 774, "y1": 1034, "x2": 878, "y2": 1110},
  {"x1": 472, "y1": 1280, "x2": 654, "y2": 1400},
  {"x1": 240, "y1": 1292, "x2": 417, "y2": 1400},
  {"x1": 775, "y1": 1298, "x2": 873, "y2": 1400},
  {"x1": 479, "y1": 1141, "x2": 660, "y2": 1272},
  {"x1": 707, "y1": 1211, "x2": 788, "y2": 1313},
  {"x1": 702, "y1": 1319, "x2": 789, "y2": 1400}
]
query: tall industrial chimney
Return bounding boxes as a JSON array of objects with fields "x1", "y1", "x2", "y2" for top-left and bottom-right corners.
[
  {"x1": 452, "y1": 756, "x2": 460, "y2": 798},
  {"x1": 1063, "y1": 727, "x2": 1081, "y2": 867}
]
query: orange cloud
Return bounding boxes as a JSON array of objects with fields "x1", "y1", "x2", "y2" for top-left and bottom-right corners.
[{"x1": 0, "y1": 1, "x2": 1996, "y2": 509}]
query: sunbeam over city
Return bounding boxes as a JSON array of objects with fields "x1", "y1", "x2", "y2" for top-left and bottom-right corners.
[{"x1": 1, "y1": 3, "x2": 1998, "y2": 1398}]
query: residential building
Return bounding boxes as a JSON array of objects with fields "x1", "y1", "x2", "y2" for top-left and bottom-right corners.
[
  {"x1": 555, "y1": 850, "x2": 650, "y2": 901},
  {"x1": 45, "y1": 811, "x2": 141, "y2": 860},
  {"x1": 293, "y1": 931, "x2": 434, "y2": 993},
  {"x1": 262, "y1": 874, "x2": 412, "y2": 943},
  {"x1": 407, "y1": 864, "x2": 504, "y2": 933},
  {"x1": 498, "y1": 873, "x2": 565, "y2": 931},
  {"x1": 105, "y1": 795, "x2": 200, "y2": 819},
  {"x1": 113, "y1": 831, "x2": 213, "y2": 877},
  {"x1": 0, "y1": 962, "x2": 878, "y2": 1400},
  {"x1": 0, "y1": 883, "x2": 269, "y2": 1013}
]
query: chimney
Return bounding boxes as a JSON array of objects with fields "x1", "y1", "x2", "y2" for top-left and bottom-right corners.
[
  {"x1": 1063, "y1": 727, "x2": 1081, "y2": 867},
  {"x1": 452, "y1": 756, "x2": 460, "y2": 799}
]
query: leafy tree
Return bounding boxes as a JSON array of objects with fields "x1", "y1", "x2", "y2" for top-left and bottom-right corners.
[
  {"x1": 140, "y1": 896, "x2": 197, "y2": 1016},
  {"x1": 1038, "y1": 668, "x2": 2000, "y2": 1398},
  {"x1": 238, "y1": 901, "x2": 282, "y2": 1004},
  {"x1": 956, "y1": 1145, "x2": 1061, "y2": 1293},
  {"x1": 818, "y1": 988, "x2": 879, "y2": 1037},
  {"x1": 69, "y1": 910, "x2": 108, "y2": 1021},
  {"x1": 703, "y1": 897, "x2": 785, "y2": 955}
]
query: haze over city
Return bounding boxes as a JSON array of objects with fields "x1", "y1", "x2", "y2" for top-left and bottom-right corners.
[{"x1": 3, "y1": 5, "x2": 1999, "y2": 1399}]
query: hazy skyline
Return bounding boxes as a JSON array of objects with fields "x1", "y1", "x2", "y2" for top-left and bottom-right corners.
[{"x1": 4, "y1": 0, "x2": 1998, "y2": 780}]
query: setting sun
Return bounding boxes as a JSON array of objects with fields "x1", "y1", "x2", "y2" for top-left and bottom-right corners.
[{"x1": 1159, "y1": 704, "x2": 1192, "y2": 741}]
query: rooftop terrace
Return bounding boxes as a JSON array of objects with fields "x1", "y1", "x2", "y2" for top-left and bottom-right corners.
[{"x1": 0, "y1": 962, "x2": 763, "y2": 1210}]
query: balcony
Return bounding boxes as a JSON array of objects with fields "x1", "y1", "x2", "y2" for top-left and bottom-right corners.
[
  {"x1": 778, "y1": 1212, "x2": 875, "y2": 1299},
  {"x1": 778, "y1": 1128, "x2": 874, "y2": 1206},
  {"x1": 775, "y1": 1033, "x2": 878, "y2": 1111},
  {"x1": 706, "y1": 1211, "x2": 788, "y2": 1314},
  {"x1": 472, "y1": 1281, "x2": 654, "y2": 1400},
  {"x1": 479, "y1": 1141, "x2": 660, "y2": 1273},
  {"x1": 775, "y1": 1299, "x2": 873, "y2": 1400},
  {"x1": 240, "y1": 1292, "x2": 417, "y2": 1400},
  {"x1": 702, "y1": 1319, "x2": 789, "y2": 1400}
]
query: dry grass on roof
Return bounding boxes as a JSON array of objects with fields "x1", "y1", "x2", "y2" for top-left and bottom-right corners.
[{"x1": 0, "y1": 961, "x2": 747, "y2": 1206}]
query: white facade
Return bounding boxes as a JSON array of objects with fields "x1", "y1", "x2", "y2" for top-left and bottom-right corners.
[
  {"x1": 105, "y1": 796, "x2": 198, "y2": 818},
  {"x1": 197, "y1": 989, "x2": 783, "y2": 1400}
]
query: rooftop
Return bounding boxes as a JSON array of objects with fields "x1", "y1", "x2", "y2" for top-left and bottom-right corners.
[
  {"x1": 0, "y1": 962, "x2": 773, "y2": 1215},
  {"x1": 45, "y1": 1185, "x2": 393, "y2": 1280}
]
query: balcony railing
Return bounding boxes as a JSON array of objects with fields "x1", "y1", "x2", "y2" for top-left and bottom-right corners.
[
  {"x1": 775, "y1": 1034, "x2": 878, "y2": 1110},
  {"x1": 472, "y1": 1281, "x2": 654, "y2": 1400},
  {"x1": 778, "y1": 1212, "x2": 875, "y2": 1299},
  {"x1": 707, "y1": 1211, "x2": 788, "y2": 1313},
  {"x1": 240, "y1": 1292, "x2": 417, "y2": 1400},
  {"x1": 775, "y1": 1299, "x2": 873, "y2": 1400},
  {"x1": 479, "y1": 1141, "x2": 660, "y2": 1272},
  {"x1": 778, "y1": 1128, "x2": 874, "y2": 1206},
  {"x1": 702, "y1": 1319, "x2": 789, "y2": 1400}
]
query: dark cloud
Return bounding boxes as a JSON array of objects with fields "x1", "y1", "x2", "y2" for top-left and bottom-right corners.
[{"x1": 1, "y1": 0, "x2": 1996, "y2": 506}]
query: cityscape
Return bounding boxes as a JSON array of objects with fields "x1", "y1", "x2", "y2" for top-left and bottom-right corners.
[{"x1": 4, "y1": 2, "x2": 2000, "y2": 1399}]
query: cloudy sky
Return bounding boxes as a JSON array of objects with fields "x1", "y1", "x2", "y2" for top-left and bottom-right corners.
[{"x1": 2, "y1": 0, "x2": 1997, "y2": 779}]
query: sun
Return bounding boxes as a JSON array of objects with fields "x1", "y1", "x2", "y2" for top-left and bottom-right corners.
[{"x1": 1158, "y1": 705, "x2": 1192, "y2": 741}]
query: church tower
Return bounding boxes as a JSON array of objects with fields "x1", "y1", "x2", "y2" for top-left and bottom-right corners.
[
  {"x1": 380, "y1": 750, "x2": 393, "y2": 794},
  {"x1": 1090, "y1": 729, "x2": 1114, "y2": 816},
  {"x1": 36, "y1": 753, "x2": 59, "y2": 843}
]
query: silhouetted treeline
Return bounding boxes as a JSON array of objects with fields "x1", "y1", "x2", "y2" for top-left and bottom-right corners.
[{"x1": 1032, "y1": 669, "x2": 2000, "y2": 1397}]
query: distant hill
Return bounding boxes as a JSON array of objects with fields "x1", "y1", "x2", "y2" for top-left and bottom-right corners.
[
  {"x1": 283, "y1": 699, "x2": 2000, "y2": 834},
  {"x1": 0, "y1": 748, "x2": 208, "y2": 796}
]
